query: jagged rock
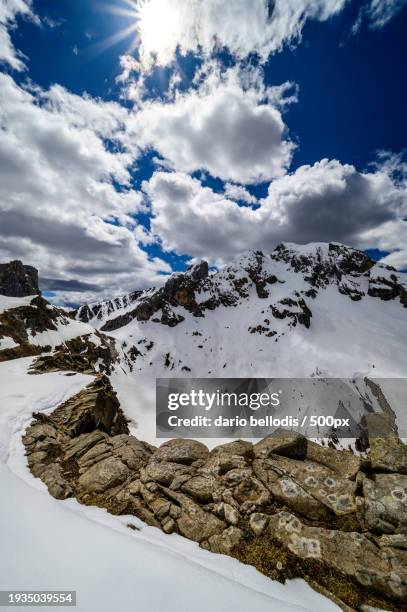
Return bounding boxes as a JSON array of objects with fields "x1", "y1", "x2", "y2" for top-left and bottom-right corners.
[
  {"x1": 50, "y1": 375, "x2": 129, "y2": 437},
  {"x1": 153, "y1": 439, "x2": 209, "y2": 465},
  {"x1": 357, "y1": 473, "x2": 407, "y2": 534},
  {"x1": 149, "y1": 498, "x2": 171, "y2": 519},
  {"x1": 0, "y1": 260, "x2": 40, "y2": 297},
  {"x1": 30, "y1": 333, "x2": 118, "y2": 376},
  {"x1": 376, "y1": 534, "x2": 407, "y2": 549},
  {"x1": 253, "y1": 429, "x2": 307, "y2": 460},
  {"x1": 268, "y1": 511, "x2": 407, "y2": 602},
  {"x1": 222, "y1": 467, "x2": 252, "y2": 485},
  {"x1": 63, "y1": 430, "x2": 108, "y2": 461}
]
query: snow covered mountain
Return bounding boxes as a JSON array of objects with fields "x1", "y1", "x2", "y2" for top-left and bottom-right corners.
[
  {"x1": 75, "y1": 241, "x2": 407, "y2": 379},
  {"x1": 2, "y1": 241, "x2": 406, "y2": 441}
]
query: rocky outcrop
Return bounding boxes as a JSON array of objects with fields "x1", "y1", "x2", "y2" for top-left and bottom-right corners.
[
  {"x1": 29, "y1": 333, "x2": 119, "y2": 375},
  {"x1": 74, "y1": 244, "x2": 407, "y2": 366},
  {"x1": 0, "y1": 260, "x2": 40, "y2": 297},
  {"x1": 24, "y1": 388, "x2": 407, "y2": 610},
  {"x1": 0, "y1": 295, "x2": 63, "y2": 362},
  {"x1": 99, "y1": 261, "x2": 209, "y2": 332}
]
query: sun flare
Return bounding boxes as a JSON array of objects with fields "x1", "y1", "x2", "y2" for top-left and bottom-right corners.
[
  {"x1": 135, "y1": 0, "x2": 180, "y2": 65},
  {"x1": 99, "y1": 0, "x2": 180, "y2": 66}
]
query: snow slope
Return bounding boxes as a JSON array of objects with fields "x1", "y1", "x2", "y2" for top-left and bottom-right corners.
[
  {"x1": 76, "y1": 242, "x2": 407, "y2": 379},
  {"x1": 0, "y1": 358, "x2": 338, "y2": 611}
]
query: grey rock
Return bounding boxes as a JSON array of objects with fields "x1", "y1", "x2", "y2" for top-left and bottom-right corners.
[
  {"x1": 249, "y1": 512, "x2": 269, "y2": 536},
  {"x1": 268, "y1": 511, "x2": 407, "y2": 602},
  {"x1": 141, "y1": 461, "x2": 191, "y2": 486},
  {"x1": 357, "y1": 473, "x2": 407, "y2": 534},
  {"x1": 153, "y1": 439, "x2": 209, "y2": 465},
  {"x1": 78, "y1": 456, "x2": 130, "y2": 494},
  {"x1": 181, "y1": 475, "x2": 217, "y2": 503},
  {"x1": 208, "y1": 526, "x2": 243, "y2": 554},
  {"x1": 253, "y1": 429, "x2": 307, "y2": 460}
]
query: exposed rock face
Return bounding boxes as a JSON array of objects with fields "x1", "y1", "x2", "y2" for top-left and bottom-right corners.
[
  {"x1": 268, "y1": 511, "x2": 407, "y2": 603},
  {"x1": 75, "y1": 260, "x2": 210, "y2": 333},
  {"x1": 29, "y1": 333, "x2": 119, "y2": 375},
  {"x1": 24, "y1": 387, "x2": 407, "y2": 610},
  {"x1": 71, "y1": 242, "x2": 407, "y2": 377},
  {"x1": 76, "y1": 241, "x2": 407, "y2": 340},
  {"x1": 0, "y1": 260, "x2": 40, "y2": 297}
]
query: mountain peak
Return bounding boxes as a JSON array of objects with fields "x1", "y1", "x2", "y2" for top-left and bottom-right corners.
[{"x1": 0, "y1": 260, "x2": 40, "y2": 298}]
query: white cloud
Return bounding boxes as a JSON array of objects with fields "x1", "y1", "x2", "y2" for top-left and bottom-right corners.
[
  {"x1": 0, "y1": 73, "x2": 170, "y2": 300},
  {"x1": 224, "y1": 183, "x2": 256, "y2": 205},
  {"x1": 133, "y1": 66, "x2": 296, "y2": 183},
  {"x1": 145, "y1": 158, "x2": 407, "y2": 266},
  {"x1": 365, "y1": 0, "x2": 407, "y2": 28},
  {"x1": 0, "y1": 0, "x2": 38, "y2": 70},
  {"x1": 351, "y1": 0, "x2": 407, "y2": 33},
  {"x1": 136, "y1": 0, "x2": 348, "y2": 69}
]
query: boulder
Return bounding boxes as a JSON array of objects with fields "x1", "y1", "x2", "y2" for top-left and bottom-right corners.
[
  {"x1": 357, "y1": 473, "x2": 407, "y2": 534},
  {"x1": 207, "y1": 526, "x2": 243, "y2": 554},
  {"x1": 306, "y1": 440, "x2": 361, "y2": 480},
  {"x1": 253, "y1": 429, "x2": 307, "y2": 460},
  {"x1": 181, "y1": 475, "x2": 217, "y2": 503},
  {"x1": 268, "y1": 511, "x2": 407, "y2": 602},
  {"x1": 255, "y1": 454, "x2": 357, "y2": 517},
  {"x1": 249, "y1": 512, "x2": 269, "y2": 536},
  {"x1": 369, "y1": 435, "x2": 407, "y2": 475},
  {"x1": 254, "y1": 459, "x2": 331, "y2": 521},
  {"x1": 160, "y1": 487, "x2": 225, "y2": 542},
  {"x1": 78, "y1": 456, "x2": 130, "y2": 494},
  {"x1": 153, "y1": 439, "x2": 209, "y2": 465},
  {"x1": 141, "y1": 461, "x2": 191, "y2": 486}
]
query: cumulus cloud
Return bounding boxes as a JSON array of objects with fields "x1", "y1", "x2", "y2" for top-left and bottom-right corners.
[
  {"x1": 0, "y1": 73, "x2": 171, "y2": 301},
  {"x1": 224, "y1": 183, "x2": 257, "y2": 205},
  {"x1": 0, "y1": 0, "x2": 38, "y2": 70},
  {"x1": 136, "y1": 0, "x2": 348, "y2": 69},
  {"x1": 133, "y1": 66, "x2": 295, "y2": 183},
  {"x1": 145, "y1": 158, "x2": 407, "y2": 265}
]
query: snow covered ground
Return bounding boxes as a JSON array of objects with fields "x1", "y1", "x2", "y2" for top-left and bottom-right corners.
[{"x1": 0, "y1": 358, "x2": 339, "y2": 611}]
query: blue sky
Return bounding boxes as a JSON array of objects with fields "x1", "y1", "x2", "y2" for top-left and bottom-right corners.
[{"x1": 0, "y1": 0, "x2": 406, "y2": 304}]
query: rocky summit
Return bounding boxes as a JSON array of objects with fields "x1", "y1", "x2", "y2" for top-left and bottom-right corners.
[
  {"x1": 0, "y1": 260, "x2": 40, "y2": 297},
  {"x1": 73, "y1": 241, "x2": 407, "y2": 379},
  {"x1": 24, "y1": 375, "x2": 407, "y2": 611}
]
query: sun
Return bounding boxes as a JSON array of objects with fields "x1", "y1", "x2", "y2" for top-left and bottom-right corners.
[
  {"x1": 98, "y1": 0, "x2": 180, "y2": 67},
  {"x1": 135, "y1": 0, "x2": 180, "y2": 65}
]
